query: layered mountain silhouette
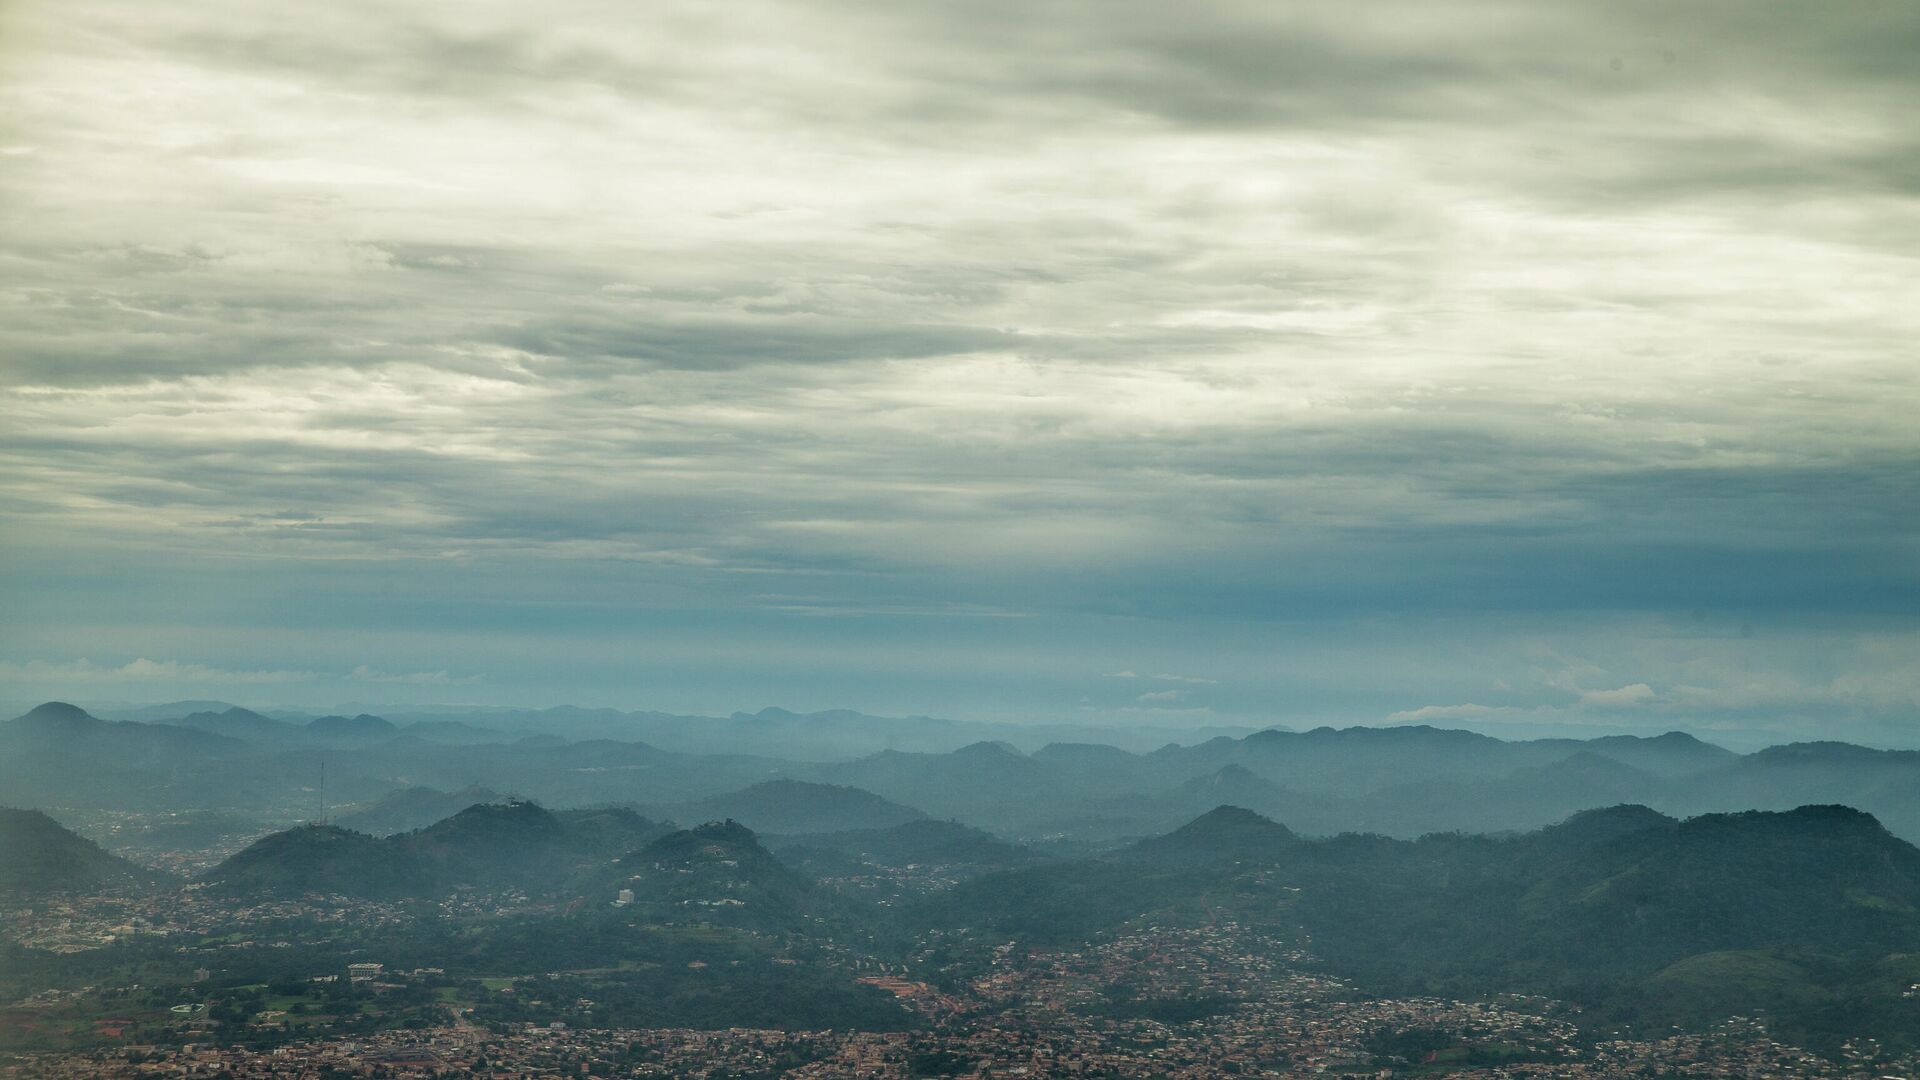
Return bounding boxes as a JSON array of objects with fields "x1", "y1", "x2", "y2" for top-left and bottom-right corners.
[
  {"x1": 783, "y1": 818, "x2": 1034, "y2": 866},
  {"x1": 665, "y1": 780, "x2": 927, "y2": 835},
  {"x1": 11, "y1": 700, "x2": 1920, "y2": 851},
  {"x1": 306, "y1": 713, "x2": 400, "y2": 742},
  {"x1": 4, "y1": 701, "x2": 242, "y2": 758},
  {"x1": 772, "y1": 819, "x2": 1040, "y2": 883},
  {"x1": 163, "y1": 706, "x2": 304, "y2": 743},
  {"x1": 158, "y1": 707, "x2": 407, "y2": 747},
  {"x1": 337, "y1": 784, "x2": 508, "y2": 836},
  {"x1": 202, "y1": 800, "x2": 668, "y2": 899}
]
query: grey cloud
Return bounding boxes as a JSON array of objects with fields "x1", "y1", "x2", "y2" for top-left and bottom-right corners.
[
  {"x1": 2, "y1": 0, "x2": 1916, "y2": 734},
  {"x1": 502, "y1": 314, "x2": 1017, "y2": 370}
]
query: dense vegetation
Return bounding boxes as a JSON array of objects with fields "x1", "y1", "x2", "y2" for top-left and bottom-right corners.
[
  {"x1": 0, "y1": 808, "x2": 156, "y2": 897},
  {"x1": 200, "y1": 801, "x2": 669, "y2": 900},
  {"x1": 919, "y1": 804, "x2": 1920, "y2": 1053}
]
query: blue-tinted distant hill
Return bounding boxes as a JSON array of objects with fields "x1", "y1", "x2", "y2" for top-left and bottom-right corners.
[
  {"x1": 795, "y1": 723, "x2": 1920, "y2": 845},
  {"x1": 1668, "y1": 741, "x2": 1920, "y2": 824},
  {"x1": 771, "y1": 818, "x2": 1042, "y2": 879},
  {"x1": 365, "y1": 703, "x2": 1261, "y2": 758},
  {"x1": 396, "y1": 719, "x2": 504, "y2": 743},
  {"x1": 1532, "y1": 730, "x2": 1737, "y2": 776},
  {"x1": 336, "y1": 783, "x2": 508, "y2": 835},
  {"x1": 3, "y1": 701, "x2": 242, "y2": 753},
  {"x1": 665, "y1": 780, "x2": 927, "y2": 835},
  {"x1": 305, "y1": 712, "x2": 399, "y2": 742},
  {"x1": 12, "y1": 698, "x2": 1920, "y2": 850},
  {"x1": 94, "y1": 700, "x2": 248, "y2": 724},
  {"x1": 0, "y1": 704, "x2": 249, "y2": 808},
  {"x1": 163, "y1": 706, "x2": 307, "y2": 743},
  {"x1": 814, "y1": 741, "x2": 1053, "y2": 821}
]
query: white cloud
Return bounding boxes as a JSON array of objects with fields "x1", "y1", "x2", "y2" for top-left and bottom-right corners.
[
  {"x1": 0, "y1": 657, "x2": 316, "y2": 684},
  {"x1": 1386, "y1": 702, "x2": 1523, "y2": 723},
  {"x1": 348, "y1": 665, "x2": 482, "y2": 686},
  {"x1": 0, "y1": 658, "x2": 480, "y2": 688},
  {"x1": 1577, "y1": 683, "x2": 1659, "y2": 707}
]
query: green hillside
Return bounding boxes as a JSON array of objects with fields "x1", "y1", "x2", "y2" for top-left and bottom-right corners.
[{"x1": 0, "y1": 808, "x2": 156, "y2": 897}]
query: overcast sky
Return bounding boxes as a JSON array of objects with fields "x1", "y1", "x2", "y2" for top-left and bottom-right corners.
[{"x1": 2, "y1": 1, "x2": 1916, "y2": 744}]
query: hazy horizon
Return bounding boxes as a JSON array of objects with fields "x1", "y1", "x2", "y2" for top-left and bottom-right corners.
[{"x1": 4, "y1": 694, "x2": 1907, "y2": 754}]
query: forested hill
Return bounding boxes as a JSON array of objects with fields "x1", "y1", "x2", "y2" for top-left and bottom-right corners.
[
  {"x1": 920, "y1": 803, "x2": 1920, "y2": 1051},
  {"x1": 0, "y1": 808, "x2": 158, "y2": 897},
  {"x1": 201, "y1": 800, "x2": 669, "y2": 900}
]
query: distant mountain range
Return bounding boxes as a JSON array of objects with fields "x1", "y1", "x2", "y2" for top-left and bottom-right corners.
[
  {"x1": 92, "y1": 700, "x2": 1265, "y2": 756},
  {"x1": 336, "y1": 784, "x2": 508, "y2": 835},
  {"x1": 4, "y1": 701, "x2": 244, "y2": 760},
  {"x1": 660, "y1": 779, "x2": 928, "y2": 835},
  {"x1": 10, "y1": 701, "x2": 1920, "y2": 853},
  {"x1": 773, "y1": 818, "x2": 1039, "y2": 869},
  {"x1": 162, "y1": 706, "x2": 400, "y2": 745}
]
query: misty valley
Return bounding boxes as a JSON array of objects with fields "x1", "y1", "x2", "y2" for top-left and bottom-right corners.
[{"x1": 4, "y1": 701, "x2": 1920, "y2": 1078}]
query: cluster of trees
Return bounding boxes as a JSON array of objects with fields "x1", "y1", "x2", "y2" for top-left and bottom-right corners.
[{"x1": 469, "y1": 966, "x2": 915, "y2": 1032}]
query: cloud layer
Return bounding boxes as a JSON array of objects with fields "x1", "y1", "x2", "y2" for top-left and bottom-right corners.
[{"x1": 1, "y1": 1, "x2": 1915, "y2": 740}]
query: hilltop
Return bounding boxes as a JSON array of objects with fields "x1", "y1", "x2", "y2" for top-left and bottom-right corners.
[
  {"x1": 336, "y1": 783, "x2": 509, "y2": 835},
  {"x1": 201, "y1": 824, "x2": 432, "y2": 900},
  {"x1": 305, "y1": 713, "x2": 399, "y2": 742},
  {"x1": 924, "y1": 802, "x2": 1920, "y2": 1050},
  {"x1": 1126, "y1": 804, "x2": 1298, "y2": 864},
  {"x1": 201, "y1": 799, "x2": 667, "y2": 900},
  {"x1": 597, "y1": 820, "x2": 828, "y2": 931},
  {"x1": 669, "y1": 779, "x2": 928, "y2": 835}
]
